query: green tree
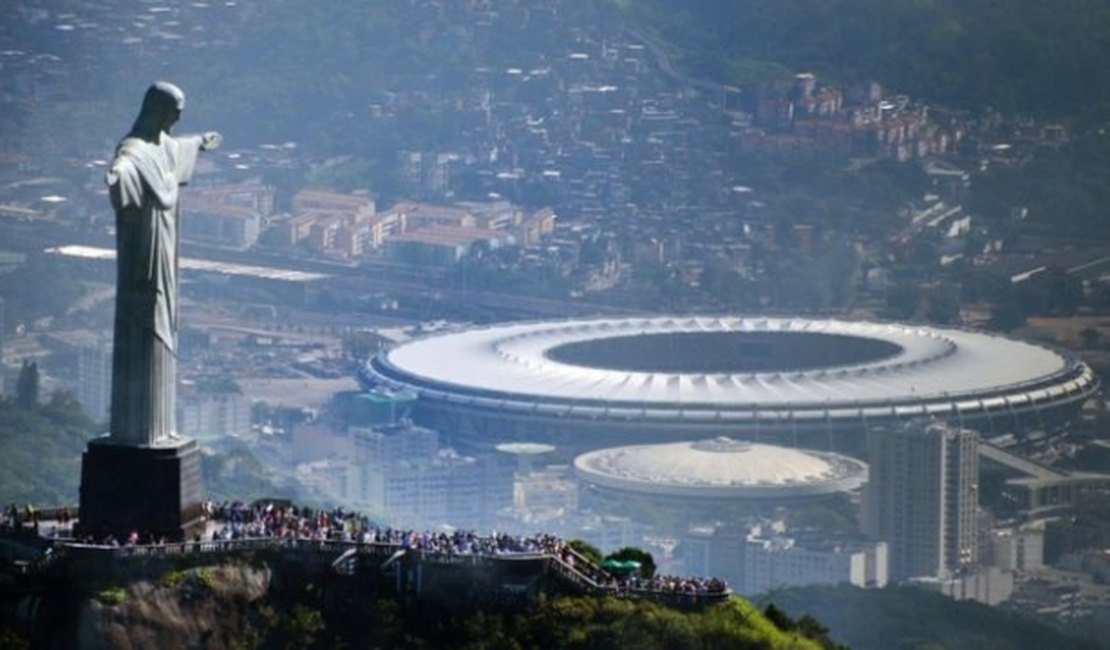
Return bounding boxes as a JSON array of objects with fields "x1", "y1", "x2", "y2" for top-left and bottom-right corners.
[
  {"x1": 568, "y1": 539, "x2": 603, "y2": 566},
  {"x1": 1079, "y1": 327, "x2": 1102, "y2": 349},
  {"x1": 882, "y1": 281, "x2": 921, "y2": 320},
  {"x1": 764, "y1": 603, "x2": 796, "y2": 631},
  {"x1": 286, "y1": 604, "x2": 325, "y2": 649},
  {"x1": 924, "y1": 283, "x2": 962, "y2": 325},
  {"x1": 988, "y1": 302, "x2": 1027, "y2": 333},
  {"x1": 0, "y1": 628, "x2": 30, "y2": 650},
  {"x1": 342, "y1": 330, "x2": 381, "y2": 362},
  {"x1": 604, "y1": 547, "x2": 657, "y2": 579}
]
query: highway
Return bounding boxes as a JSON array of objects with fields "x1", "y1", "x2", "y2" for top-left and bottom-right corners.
[{"x1": 11, "y1": 216, "x2": 649, "y2": 323}]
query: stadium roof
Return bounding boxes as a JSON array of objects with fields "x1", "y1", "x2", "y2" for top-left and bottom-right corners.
[
  {"x1": 574, "y1": 437, "x2": 867, "y2": 499},
  {"x1": 365, "y1": 317, "x2": 1095, "y2": 425}
]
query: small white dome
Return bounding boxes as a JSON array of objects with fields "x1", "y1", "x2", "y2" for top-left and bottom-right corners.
[{"x1": 574, "y1": 437, "x2": 867, "y2": 499}]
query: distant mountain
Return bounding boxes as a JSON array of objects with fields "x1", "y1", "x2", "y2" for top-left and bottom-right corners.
[
  {"x1": 621, "y1": 0, "x2": 1110, "y2": 119},
  {"x1": 0, "y1": 398, "x2": 297, "y2": 509},
  {"x1": 0, "y1": 395, "x2": 92, "y2": 508},
  {"x1": 763, "y1": 584, "x2": 1103, "y2": 650}
]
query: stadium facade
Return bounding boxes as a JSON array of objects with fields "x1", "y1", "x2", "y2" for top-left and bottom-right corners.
[{"x1": 360, "y1": 317, "x2": 1097, "y2": 452}]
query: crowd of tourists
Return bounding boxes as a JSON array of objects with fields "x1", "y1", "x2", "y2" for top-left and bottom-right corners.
[
  {"x1": 4, "y1": 499, "x2": 728, "y2": 598},
  {"x1": 2, "y1": 503, "x2": 76, "y2": 539},
  {"x1": 201, "y1": 500, "x2": 728, "y2": 597},
  {"x1": 623, "y1": 574, "x2": 730, "y2": 595},
  {"x1": 205, "y1": 500, "x2": 371, "y2": 542},
  {"x1": 205, "y1": 501, "x2": 578, "y2": 560}
]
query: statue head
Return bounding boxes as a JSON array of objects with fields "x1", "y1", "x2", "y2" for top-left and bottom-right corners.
[{"x1": 130, "y1": 81, "x2": 186, "y2": 139}]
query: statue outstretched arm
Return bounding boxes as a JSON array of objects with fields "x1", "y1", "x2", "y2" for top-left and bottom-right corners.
[
  {"x1": 169, "y1": 132, "x2": 219, "y2": 186},
  {"x1": 201, "y1": 132, "x2": 222, "y2": 150}
]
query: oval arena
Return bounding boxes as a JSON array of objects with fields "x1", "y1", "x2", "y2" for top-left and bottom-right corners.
[{"x1": 360, "y1": 317, "x2": 1097, "y2": 452}]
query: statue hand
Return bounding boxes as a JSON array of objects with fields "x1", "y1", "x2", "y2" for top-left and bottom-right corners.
[{"x1": 201, "y1": 132, "x2": 222, "y2": 151}]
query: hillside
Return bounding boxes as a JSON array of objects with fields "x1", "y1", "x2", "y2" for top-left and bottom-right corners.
[
  {"x1": 0, "y1": 398, "x2": 296, "y2": 508},
  {"x1": 6, "y1": 549, "x2": 842, "y2": 650},
  {"x1": 763, "y1": 584, "x2": 1102, "y2": 650},
  {"x1": 618, "y1": 0, "x2": 1110, "y2": 240},
  {"x1": 0, "y1": 396, "x2": 93, "y2": 507},
  {"x1": 621, "y1": 0, "x2": 1110, "y2": 119}
]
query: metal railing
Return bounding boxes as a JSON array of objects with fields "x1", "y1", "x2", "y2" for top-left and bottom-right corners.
[{"x1": 6, "y1": 532, "x2": 731, "y2": 606}]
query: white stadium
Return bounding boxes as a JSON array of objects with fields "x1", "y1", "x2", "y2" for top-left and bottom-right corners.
[{"x1": 360, "y1": 316, "x2": 1097, "y2": 451}]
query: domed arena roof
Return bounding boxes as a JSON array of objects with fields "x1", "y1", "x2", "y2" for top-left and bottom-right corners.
[
  {"x1": 361, "y1": 316, "x2": 1097, "y2": 444},
  {"x1": 573, "y1": 437, "x2": 868, "y2": 499}
]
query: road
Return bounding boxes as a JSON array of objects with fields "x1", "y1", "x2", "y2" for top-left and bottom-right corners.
[{"x1": 13, "y1": 217, "x2": 651, "y2": 323}]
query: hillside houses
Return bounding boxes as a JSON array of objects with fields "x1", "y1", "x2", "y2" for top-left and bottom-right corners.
[
  {"x1": 280, "y1": 189, "x2": 555, "y2": 264},
  {"x1": 185, "y1": 181, "x2": 276, "y2": 250},
  {"x1": 742, "y1": 74, "x2": 957, "y2": 161}
]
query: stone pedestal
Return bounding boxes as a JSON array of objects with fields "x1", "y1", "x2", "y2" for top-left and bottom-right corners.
[{"x1": 77, "y1": 437, "x2": 204, "y2": 542}]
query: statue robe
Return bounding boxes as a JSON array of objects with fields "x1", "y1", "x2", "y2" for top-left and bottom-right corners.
[{"x1": 107, "y1": 131, "x2": 203, "y2": 446}]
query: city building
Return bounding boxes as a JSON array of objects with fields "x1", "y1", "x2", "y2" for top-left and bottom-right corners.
[
  {"x1": 682, "y1": 521, "x2": 888, "y2": 595},
  {"x1": 345, "y1": 423, "x2": 512, "y2": 530},
  {"x1": 285, "y1": 188, "x2": 379, "y2": 258},
  {"x1": 0, "y1": 296, "x2": 4, "y2": 396},
  {"x1": 378, "y1": 201, "x2": 556, "y2": 266},
  {"x1": 334, "y1": 389, "x2": 417, "y2": 429},
  {"x1": 397, "y1": 150, "x2": 458, "y2": 199},
  {"x1": 740, "y1": 532, "x2": 888, "y2": 595},
  {"x1": 185, "y1": 203, "x2": 262, "y2": 250},
  {"x1": 292, "y1": 188, "x2": 376, "y2": 218},
  {"x1": 862, "y1": 420, "x2": 981, "y2": 581},
  {"x1": 511, "y1": 466, "x2": 578, "y2": 523},
  {"x1": 282, "y1": 195, "x2": 554, "y2": 261},
  {"x1": 177, "y1": 391, "x2": 252, "y2": 441},
  {"x1": 45, "y1": 329, "x2": 111, "y2": 422},
  {"x1": 990, "y1": 524, "x2": 1045, "y2": 573},
  {"x1": 908, "y1": 566, "x2": 1014, "y2": 606},
  {"x1": 185, "y1": 181, "x2": 275, "y2": 249},
  {"x1": 75, "y1": 338, "x2": 112, "y2": 424},
  {"x1": 383, "y1": 226, "x2": 506, "y2": 266},
  {"x1": 568, "y1": 514, "x2": 651, "y2": 556},
  {"x1": 390, "y1": 201, "x2": 476, "y2": 230}
]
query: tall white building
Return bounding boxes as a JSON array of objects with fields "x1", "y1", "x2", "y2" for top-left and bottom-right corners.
[
  {"x1": 908, "y1": 566, "x2": 1014, "y2": 606},
  {"x1": 0, "y1": 296, "x2": 5, "y2": 397},
  {"x1": 863, "y1": 420, "x2": 980, "y2": 581},
  {"x1": 682, "y1": 522, "x2": 887, "y2": 594},
  {"x1": 177, "y1": 392, "x2": 252, "y2": 440},
  {"x1": 346, "y1": 423, "x2": 512, "y2": 529},
  {"x1": 990, "y1": 524, "x2": 1044, "y2": 573},
  {"x1": 740, "y1": 534, "x2": 888, "y2": 595},
  {"x1": 76, "y1": 338, "x2": 112, "y2": 423}
]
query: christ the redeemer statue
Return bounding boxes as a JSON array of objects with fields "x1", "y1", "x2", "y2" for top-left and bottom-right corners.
[{"x1": 107, "y1": 81, "x2": 220, "y2": 446}]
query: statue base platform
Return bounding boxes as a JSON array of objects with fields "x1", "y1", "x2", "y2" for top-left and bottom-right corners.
[{"x1": 77, "y1": 437, "x2": 204, "y2": 542}]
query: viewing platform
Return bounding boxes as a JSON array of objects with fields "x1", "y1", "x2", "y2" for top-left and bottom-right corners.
[{"x1": 0, "y1": 506, "x2": 732, "y2": 610}]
